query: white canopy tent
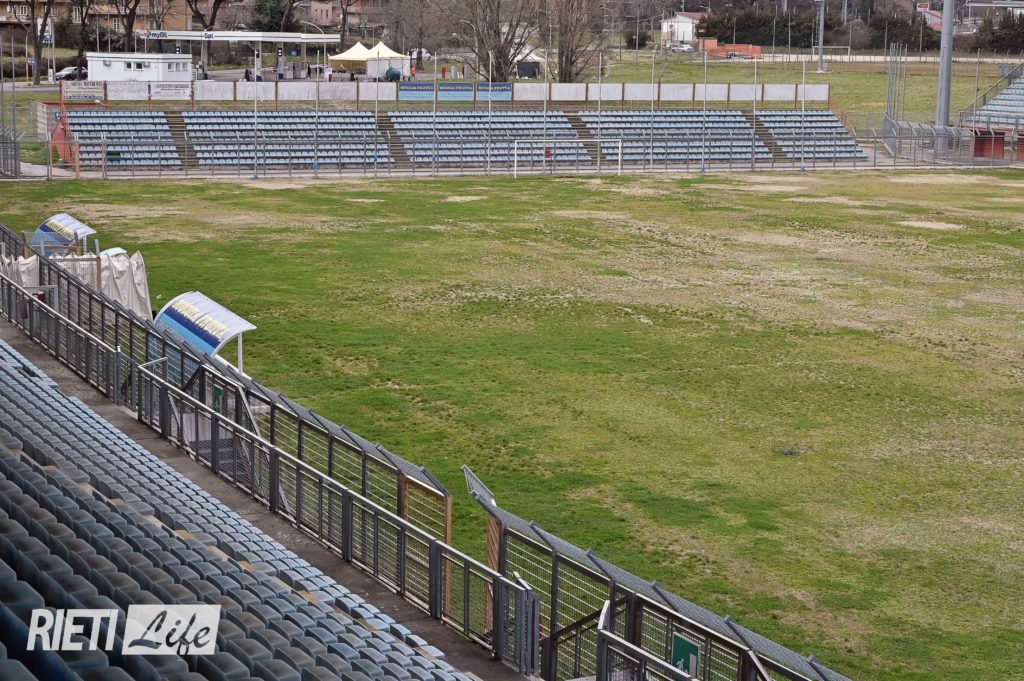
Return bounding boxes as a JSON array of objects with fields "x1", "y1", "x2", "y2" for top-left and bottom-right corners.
[
  {"x1": 366, "y1": 41, "x2": 410, "y2": 78},
  {"x1": 328, "y1": 41, "x2": 370, "y2": 71}
]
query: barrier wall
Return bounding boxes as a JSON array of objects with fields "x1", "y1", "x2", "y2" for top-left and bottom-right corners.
[{"x1": 99, "y1": 79, "x2": 831, "y2": 104}]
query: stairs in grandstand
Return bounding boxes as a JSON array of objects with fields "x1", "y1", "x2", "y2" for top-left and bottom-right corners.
[
  {"x1": 376, "y1": 113, "x2": 413, "y2": 169},
  {"x1": 566, "y1": 112, "x2": 594, "y2": 141},
  {"x1": 164, "y1": 111, "x2": 200, "y2": 168},
  {"x1": 745, "y1": 112, "x2": 789, "y2": 162}
]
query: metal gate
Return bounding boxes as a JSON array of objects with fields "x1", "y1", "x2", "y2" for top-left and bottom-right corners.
[{"x1": 0, "y1": 125, "x2": 20, "y2": 178}]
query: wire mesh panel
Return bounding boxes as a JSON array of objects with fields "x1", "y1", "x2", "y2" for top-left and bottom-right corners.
[
  {"x1": 439, "y1": 549, "x2": 494, "y2": 647},
  {"x1": 406, "y1": 478, "x2": 449, "y2": 541},
  {"x1": 349, "y1": 495, "x2": 404, "y2": 591},
  {"x1": 505, "y1": 531, "x2": 556, "y2": 634}
]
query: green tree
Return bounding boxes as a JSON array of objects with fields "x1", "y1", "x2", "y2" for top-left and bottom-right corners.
[
  {"x1": 249, "y1": 0, "x2": 298, "y2": 32},
  {"x1": 697, "y1": 9, "x2": 830, "y2": 49},
  {"x1": 867, "y1": 12, "x2": 939, "y2": 50}
]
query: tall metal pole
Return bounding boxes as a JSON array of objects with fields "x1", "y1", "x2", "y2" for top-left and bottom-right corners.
[
  {"x1": 253, "y1": 46, "x2": 259, "y2": 179},
  {"x1": 935, "y1": 0, "x2": 955, "y2": 126},
  {"x1": 1, "y1": 37, "x2": 7, "y2": 132},
  {"x1": 10, "y1": 36, "x2": 15, "y2": 137},
  {"x1": 301, "y1": 23, "x2": 324, "y2": 176},
  {"x1": 817, "y1": 0, "x2": 826, "y2": 73},
  {"x1": 597, "y1": 50, "x2": 603, "y2": 172}
]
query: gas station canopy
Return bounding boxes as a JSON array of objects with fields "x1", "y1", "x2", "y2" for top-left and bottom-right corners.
[{"x1": 144, "y1": 30, "x2": 341, "y2": 44}]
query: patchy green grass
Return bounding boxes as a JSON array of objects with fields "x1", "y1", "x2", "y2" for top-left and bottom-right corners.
[{"x1": 2, "y1": 171, "x2": 1023, "y2": 680}]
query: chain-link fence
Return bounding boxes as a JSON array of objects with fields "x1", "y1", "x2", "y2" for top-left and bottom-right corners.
[
  {"x1": 0, "y1": 223, "x2": 452, "y2": 541},
  {"x1": 464, "y1": 467, "x2": 852, "y2": 681},
  {"x1": 0, "y1": 269, "x2": 540, "y2": 674}
]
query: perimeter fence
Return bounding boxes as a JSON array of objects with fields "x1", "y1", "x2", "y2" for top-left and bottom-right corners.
[
  {"x1": 45, "y1": 129, "x2": 1024, "y2": 179},
  {"x1": 0, "y1": 220, "x2": 855, "y2": 681},
  {"x1": 0, "y1": 268, "x2": 540, "y2": 675},
  {"x1": 0, "y1": 125, "x2": 19, "y2": 177},
  {"x1": 0, "y1": 223, "x2": 452, "y2": 543},
  {"x1": 465, "y1": 467, "x2": 852, "y2": 681}
]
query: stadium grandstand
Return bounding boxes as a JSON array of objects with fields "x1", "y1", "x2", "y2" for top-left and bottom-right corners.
[
  {"x1": 0, "y1": 217, "x2": 859, "y2": 681},
  {"x1": 52, "y1": 106, "x2": 866, "y2": 175}
]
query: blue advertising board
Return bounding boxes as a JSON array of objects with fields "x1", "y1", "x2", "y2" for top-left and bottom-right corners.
[
  {"x1": 399, "y1": 82, "x2": 435, "y2": 101},
  {"x1": 477, "y1": 82, "x2": 512, "y2": 101},
  {"x1": 438, "y1": 82, "x2": 474, "y2": 102},
  {"x1": 154, "y1": 291, "x2": 256, "y2": 356}
]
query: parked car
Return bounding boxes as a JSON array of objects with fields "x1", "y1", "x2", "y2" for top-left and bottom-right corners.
[
  {"x1": 670, "y1": 43, "x2": 694, "y2": 53},
  {"x1": 410, "y1": 48, "x2": 432, "y2": 61},
  {"x1": 54, "y1": 66, "x2": 87, "y2": 81}
]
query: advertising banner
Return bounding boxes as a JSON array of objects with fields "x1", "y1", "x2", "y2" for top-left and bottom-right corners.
[{"x1": 438, "y1": 82, "x2": 474, "y2": 101}]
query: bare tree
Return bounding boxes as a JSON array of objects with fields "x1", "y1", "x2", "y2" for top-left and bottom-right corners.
[
  {"x1": 541, "y1": 0, "x2": 608, "y2": 82},
  {"x1": 442, "y1": 0, "x2": 535, "y2": 80},
  {"x1": 340, "y1": 0, "x2": 359, "y2": 50},
  {"x1": 280, "y1": 0, "x2": 299, "y2": 30},
  {"x1": 388, "y1": 0, "x2": 444, "y2": 67},
  {"x1": 184, "y1": 0, "x2": 229, "y2": 29},
  {"x1": 70, "y1": 0, "x2": 97, "y2": 78},
  {"x1": 147, "y1": 0, "x2": 177, "y2": 29},
  {"x1": 112, "y1": 0, "x2": 144, "y2": 47},
  {"x1": 15, "y1": 0, "x2": 57, "y2": 85}
]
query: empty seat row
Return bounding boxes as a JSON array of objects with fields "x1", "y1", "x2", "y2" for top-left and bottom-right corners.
[{"x1": 0, "y1": 342, "x2": 464, "y2": 681}]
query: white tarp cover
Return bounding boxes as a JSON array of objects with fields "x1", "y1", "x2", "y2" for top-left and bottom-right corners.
[
  {"x1": 102, "y1": 252, "x2": 153, "y2": 319},
  {"x1": 0, "y1": 256, "x2": 40, "y2": 288},
  {"x1": 49, "y1": 252, "x2": 154, "y2": 319}
]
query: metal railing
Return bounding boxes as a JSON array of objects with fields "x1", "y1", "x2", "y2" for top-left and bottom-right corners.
[
  {"x1": 464, "y1": 467, "x2": 852, "y2": 681},
  {"x1": 49, "y1": 129, "x2": 1024, "y2": 178},
  {"x1": 0, "y1": 269, "x2": 540, "y2": 674},
  {"x1": 957, "y1": 58, "x2": 1024, "y2": 127},
  {"x1": 0, "y1": 125, "x2": 20, "y2": 177},
  {"x1": 0, "y1": 223, "x2": 452, "y2": 542},
  {"x1": 596, "y1": 600, "x2": 692, "y2": 681}
]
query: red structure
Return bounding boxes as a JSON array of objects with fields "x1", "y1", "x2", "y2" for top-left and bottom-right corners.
[{"x1": 698, "y1": 38, "x2": 763, "y2": 59}]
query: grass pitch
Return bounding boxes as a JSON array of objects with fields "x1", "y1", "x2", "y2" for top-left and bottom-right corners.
[{"x1": 3, "y1": 170, "x2": 1022, "y2": 680}]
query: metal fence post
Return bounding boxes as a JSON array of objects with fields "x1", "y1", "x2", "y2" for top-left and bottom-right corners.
[
  {"x1": 210, "y1": 412, "x2": 220, "y2": 475},
  {"x1": 428, "y1": 540, "x2": 443, "y2": 619},
  {"x1": 269, "y1": 449, "x2": 280, "y2": 513},
  {"x1": 159, "y1": 384, "x2": 170, "y2": 438},
  {"x1": 492, "y1": 578, "x2": 506, "y2": 661},
  {"x1": 342, "y1": 491, "x2": 354, "y2": 562}
]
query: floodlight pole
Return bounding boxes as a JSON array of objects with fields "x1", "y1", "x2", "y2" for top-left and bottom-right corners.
[
  {"x1": 301, "y1": 22, "x2": 324, "y2": 177},
  {"x1": 487, "y1": 50, "x2": 493, "y2": 173},
  {"x1": 935, "y1": 0, "x2": 954, "y2": 128},
  {"x1": 816, "y1": 0, "x2": 826, "y2": 73},
  {"x1": 253, "y1": 46, "x2": 259, "y2": 179}
]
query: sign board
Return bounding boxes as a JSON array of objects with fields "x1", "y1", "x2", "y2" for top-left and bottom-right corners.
[
  {"x1": 478, "y1": 82, "x2": 512, "y2": 101},
  {"x1": 671, "y1": 634, "x2": 700, "y2": 677},
  {"x1": 438, "y1": 82, "x2": 473, "y2": 102},
  {"x1": 62, "y1": 80, "x2": 105, "y2": 102},
  {"x1": 36, "y1": 213, "x2": 96, "y2": 244},
  {"x1": 399, "y1": 82, "x2": 434, "y2": 101},
  {"x1": 154, "y1": 291, "x2": 256, "y2": 357},
  {"x1": 150, "y1": 82, "x2": 192, "y2": 100}
]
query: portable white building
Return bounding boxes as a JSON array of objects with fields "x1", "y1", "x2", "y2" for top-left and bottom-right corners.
[
  {"x1": 660, "y1": 13, "x2": 702, "y2": 44},
  {"x1": 86, "y1": 52, "x2": 193, "y2": 82}
]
